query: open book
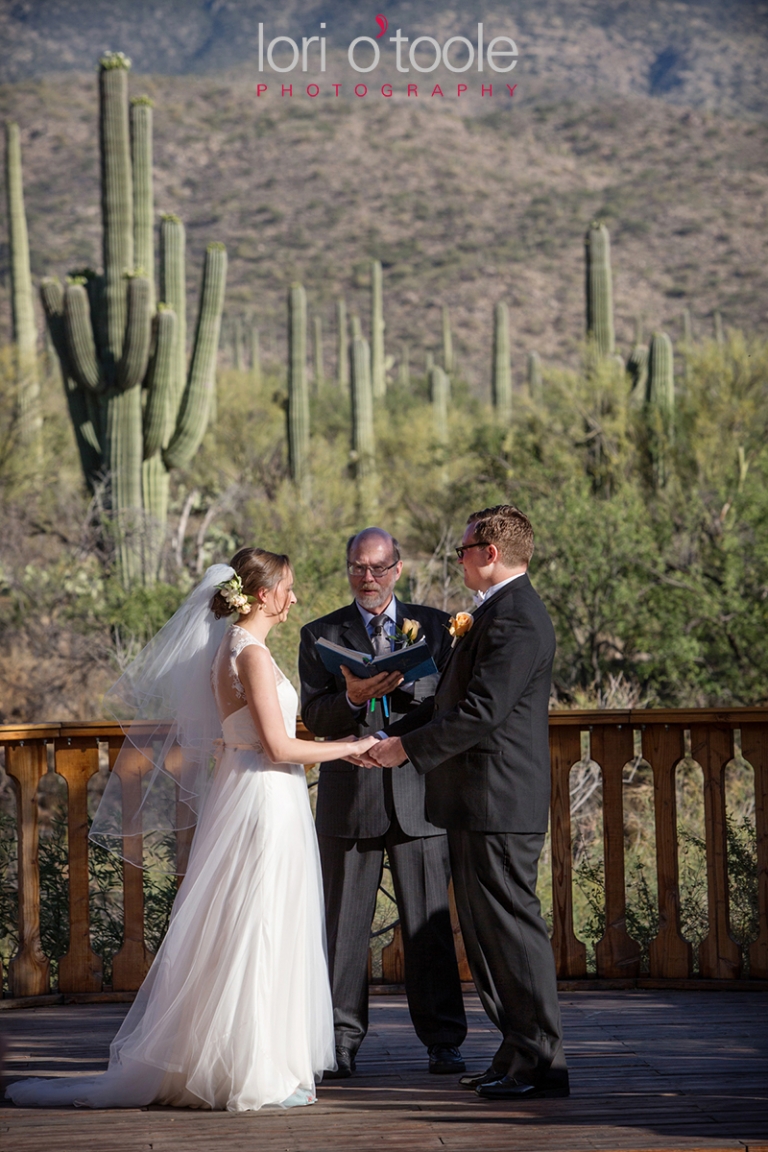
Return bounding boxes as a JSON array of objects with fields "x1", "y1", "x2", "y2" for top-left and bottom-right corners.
[{"x1": 315, "y1": 635, "x2": 438, "y2": 684}]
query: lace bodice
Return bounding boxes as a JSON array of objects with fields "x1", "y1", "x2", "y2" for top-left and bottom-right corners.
[{"x1": 211, "y1": 624, "x2": 298, "y2": 742}]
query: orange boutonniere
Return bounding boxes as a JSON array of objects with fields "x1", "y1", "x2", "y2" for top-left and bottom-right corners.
[{"x1": 448, "y1": 611, "x2": 474, "y2": 647}]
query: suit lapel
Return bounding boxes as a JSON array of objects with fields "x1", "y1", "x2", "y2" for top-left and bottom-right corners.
[
  {"x1": 340, "y1": 602, "x2": 374, "y2": 655},
  {"x1": 470, "y1": 573, "x2": 529, "y2": 624},
  {"x1": 437, "y1": 576, "x2": 529, "y2": 684}
]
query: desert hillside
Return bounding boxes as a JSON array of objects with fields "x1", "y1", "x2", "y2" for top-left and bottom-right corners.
[{"x1": 0, "y1": 65, "x2": 765, "y2": 390}]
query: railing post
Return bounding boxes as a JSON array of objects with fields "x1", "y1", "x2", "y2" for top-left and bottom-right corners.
[
  {"x1": 645, "y1": 724, "x2": 693, "y2": 978},
  {"x1": 549, "y1": 725, "x2": 587, "y2": 977},
  {"x1": 742, "y1": 723, "x2": 768, "y2": 978},
  {"x1": 165, "y1": 746, "x2": 195, "y2": 880},
  {"x1": 108, "y1": 739, "x2": 154, "y2": 991},
  {"x1": 5, "y1": 740, "x2": 50, "y2": 996},
  {"x1": 692, "y1": 722, "x2": 742, "y2": 979},
  {"x1": 449, "y1": 879, "x2": 472, "y2": 983},
  {"x1": 381, "y1": 924, "x2": 405, "y2": 984},
  {"x1": 54, "y1": 736, "x2": 104, "y2": 993},
  {"x1": 591, "y1": 724, "x2": 641, "y2": 978}
]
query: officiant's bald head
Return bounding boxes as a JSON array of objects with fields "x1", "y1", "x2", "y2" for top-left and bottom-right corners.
[{"x1": 346, "y1": 528, "x2": 403, "y2": 612}]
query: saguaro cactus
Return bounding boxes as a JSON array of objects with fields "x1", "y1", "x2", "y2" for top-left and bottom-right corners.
[
  {"x1": 527, "y1": 351, "x2": 542, "y2": 401},
  {"x1": 398, "y1": 344, "x2": 410, "y2": 388},
  {"x1": 39, "y1": 53, "x2": 227, "y2": 585},
  {"x1": 350, "y1": 335, "x2": 376, "y2": 515},
  {"x1": 585, "y1": 222, "x2": 615, "y2": 356},
  {"x1": 430, "y1": 365, "x2": 449, "y2": 444},
  {"x1": 626, "y1": 344, "x2": 649, "y2": 407},
  {"x1": 287, "y1": 283, "x2": 310, "y2": 499},
  {"x1": 370, "y1": 259, "x2": 386, "y2": 399},
  {"x1": 492, "y1": 301, "x2": 512, "y2": 420},
  {"x1": 313, "y1": 315, "x2": 324, "y2": 392},
  {"x1": 4, "y1": 121, "x2": 41, "y2": 455},
  {"x1": 233, "y1": 315, "x2": 246, "y2": 371},
  {"x1": 645, "y1": 331, "x2": 675, "y2": 487},
  {"x1": 336, "y1": 298, "x2": 348, "y2": 391},
  {"x1": 442, "y1": 306, "x2": 454, "y2": 374},
  {"x1": 646, "y1": 332, "x2": 674, "y2": 416}
]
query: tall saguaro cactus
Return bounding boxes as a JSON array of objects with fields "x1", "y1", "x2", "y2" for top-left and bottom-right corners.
[
  {"x1": 492, "y1": 301, "x2": 512, "y2": 420},
  {"x1": 398, "y1": 344, "x2": 410, "y2": 388},
  {"x1": 287, "y1": 283, "x2": 310, "y2": 500},
  {"x1": 336, "y1": 298, "x2": 348, "y2": 391},
  {"x1": 430, "y1": 366, "x2": 449, "y2": 444},
  {"x1": 527, "y1": 351, "x2": 542, "y2": 401},
  {"x1": 442, "y1": 306, "x2": 454, "y2": 374},
  {"x1": 370, "y1": 259, "x2": 386, "y2": 399},
  {"x1": 645, "y1": 331, "x2": 675, "y2": 488},
  {"x1": 313, "y1": 315, "x2": 324, "y2": 392},
  {"x1": 39, "y1": 53, "x2": 227, "y2": 585},
  {"x1": 350, "y1": 335, "x2": 376, "y2": 515},
  {"x1": 4, "y1": 121, "x2": 41, "y2": 455},
  {"x1": 585, "y1": 222, "x2": 615, "y2": 357}
]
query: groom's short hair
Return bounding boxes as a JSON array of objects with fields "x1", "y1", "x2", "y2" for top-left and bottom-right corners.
[{"x1": 467, "y1": 505, "x2": 534, "y2": 567}]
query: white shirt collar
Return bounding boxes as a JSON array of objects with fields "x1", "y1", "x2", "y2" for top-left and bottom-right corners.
[
  {"x1": 356, "y1": 597, "x2": 397, "y2": 629},
  {"x1": 472, "y1": 572, "x2": 525, "y2": 607}
]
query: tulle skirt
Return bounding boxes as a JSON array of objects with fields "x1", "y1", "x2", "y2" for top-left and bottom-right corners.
[{"x1": 7, "y1": 746, "x2": 336, "y2": 1111}]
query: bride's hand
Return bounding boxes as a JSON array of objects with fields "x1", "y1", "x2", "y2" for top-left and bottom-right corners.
[{"x1": 341, "y1": 735, "x2": 379, "y2": 766}]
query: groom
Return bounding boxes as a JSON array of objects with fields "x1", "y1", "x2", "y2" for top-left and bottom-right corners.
[
  {"x1": 299, "y1": 528, "x2": 467, "y2": 1079},
  {"x1": 370, "y1": 505, "x2": 569, "y2": 1099}
]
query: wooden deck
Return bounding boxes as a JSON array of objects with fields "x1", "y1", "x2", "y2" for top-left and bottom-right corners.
[{"x1": 1, "y1": 991, "x2": 766, "y2": 1152}]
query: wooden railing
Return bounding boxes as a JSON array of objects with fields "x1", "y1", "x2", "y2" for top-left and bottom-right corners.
[{"x1": 0, "y1": 709, "x2": 766, "y2": 999}]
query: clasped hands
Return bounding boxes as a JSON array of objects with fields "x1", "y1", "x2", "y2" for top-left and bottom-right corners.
[
  {"x1": 343, "y1": 734, "x2": 406, "y2": 768},
  {"x1": 339, "y1": 666, "x2": 407, "y2": 768}
]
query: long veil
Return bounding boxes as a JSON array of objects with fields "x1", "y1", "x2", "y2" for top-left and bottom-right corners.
[{"x1": 89, "y1": 564, "x2": 235, "y2": 872}]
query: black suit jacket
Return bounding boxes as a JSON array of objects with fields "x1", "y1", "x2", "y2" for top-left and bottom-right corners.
[
  {"x1": 399, "y1": 575, "x2": 555, "y2": 834},
  {"x1": 299, "y1": 598, "x2": 453, "y2": 838}
]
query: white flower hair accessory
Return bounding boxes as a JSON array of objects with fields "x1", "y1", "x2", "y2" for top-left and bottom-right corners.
[{"x1": 215, "y1": 573, "x2": 254, "y2": 615}]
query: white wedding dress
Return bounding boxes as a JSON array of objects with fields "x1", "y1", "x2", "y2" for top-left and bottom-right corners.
[{"x1": 7, "y1": 625, "x2": 335, "y2": 1111}]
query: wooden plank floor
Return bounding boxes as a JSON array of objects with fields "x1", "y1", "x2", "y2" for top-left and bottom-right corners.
[{"x1": 1, "y1": 992, "x2": 766, "y2": 1152}]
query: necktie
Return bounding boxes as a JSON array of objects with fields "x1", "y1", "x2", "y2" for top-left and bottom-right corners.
[{"x1": 369, "y1": 612, "x2": 391, "y2": 656}]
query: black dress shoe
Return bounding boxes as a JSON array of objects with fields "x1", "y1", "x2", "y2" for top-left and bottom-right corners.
[
  {"x1": 324, "y1": 1046, "x2": 356, "y2": 1080},
  {"x1": 476, "y1": 1072, "x2": 570, "y2": 1100},
  {"x1": 428, "y1": 1044, "x2": 466, "y2": 1074},
  {"x1": 459, "y1": 1068, "x2": 502, "y2": 1089}
]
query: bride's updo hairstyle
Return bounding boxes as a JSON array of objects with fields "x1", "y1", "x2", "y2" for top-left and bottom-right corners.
[{"x1": 210, "y1": 547, "x2": 291, "y2": 619}]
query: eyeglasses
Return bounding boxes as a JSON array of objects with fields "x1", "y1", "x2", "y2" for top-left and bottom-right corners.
[
  {"x1": 455, "y1": 542, "x2": 487, "y2": 561},
  {"x1": 347, "y1": 561, "x2": 399, "y2": 579}
]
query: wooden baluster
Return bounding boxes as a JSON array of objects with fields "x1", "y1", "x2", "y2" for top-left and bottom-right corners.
[
  {"x1": 109, "y1": 740, "x2": 154, "y2": 990},
  {"x1": 646, "y1": 724, "x2": 693, "y2": 978},
  {"x1": 381, "y1": 923, "x2": 405, "y2": 984},
  {"x1": 692, "y1": 722, "x2": 741, "y2": 979},
  {"x1": 165, "y1": 745, "x2": 196, "y2": 881},
  {"x1": 54, "y1": 737, "x2": 103, "y2": 993},
  {"x1": 549, "y1": 725, "x2": 587, "y2": 977},
  {"x1": 591, "y1": 725, "x2": 641, "y2": 978},
  {"x1": 741, "y1": 723, "x2": 768, "y2": 979},
  {"x1": 5, "y1": 740, "x2": 50, "y2": 996},
  {"x1": 448, "y1": 879, "x2": 472, "y2": 983}
]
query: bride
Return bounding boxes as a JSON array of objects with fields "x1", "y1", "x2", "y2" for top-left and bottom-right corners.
[{"x1": 6, "y1": 548, "x2": 376, "y2": 1111}]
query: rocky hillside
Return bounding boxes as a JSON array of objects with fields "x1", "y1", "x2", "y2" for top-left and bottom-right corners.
[
  {"x1": 0, "y1": 1, "x2": 766, "y2": 388},
  {"x1": 1, "y1": 0, "x2": 767, "y2": 115}
]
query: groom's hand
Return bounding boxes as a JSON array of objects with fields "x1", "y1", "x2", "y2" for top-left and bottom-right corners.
[
  {"x1": 341, "y1": 666, "x2": 403, "y2": 706},
  {"x1": 368, "y1": 736, "x2": 407, "y2": 767}
]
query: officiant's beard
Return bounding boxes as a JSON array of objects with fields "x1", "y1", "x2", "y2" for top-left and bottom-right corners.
[{"x1": 355, "y1": 585, "x2": 393, "y2": 612}]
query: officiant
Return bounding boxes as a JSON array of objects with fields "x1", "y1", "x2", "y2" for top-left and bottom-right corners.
[{"x1": 299, "y1": 527, "x2": 467, "y2": 1079}]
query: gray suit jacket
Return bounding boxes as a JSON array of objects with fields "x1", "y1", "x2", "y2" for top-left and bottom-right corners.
[
  {"x1": 299, "y1": 598, "x2": 453, "y2": 838},
  {"x1": 399, "y1": 575, "x2": 556, "y2": 833}
]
